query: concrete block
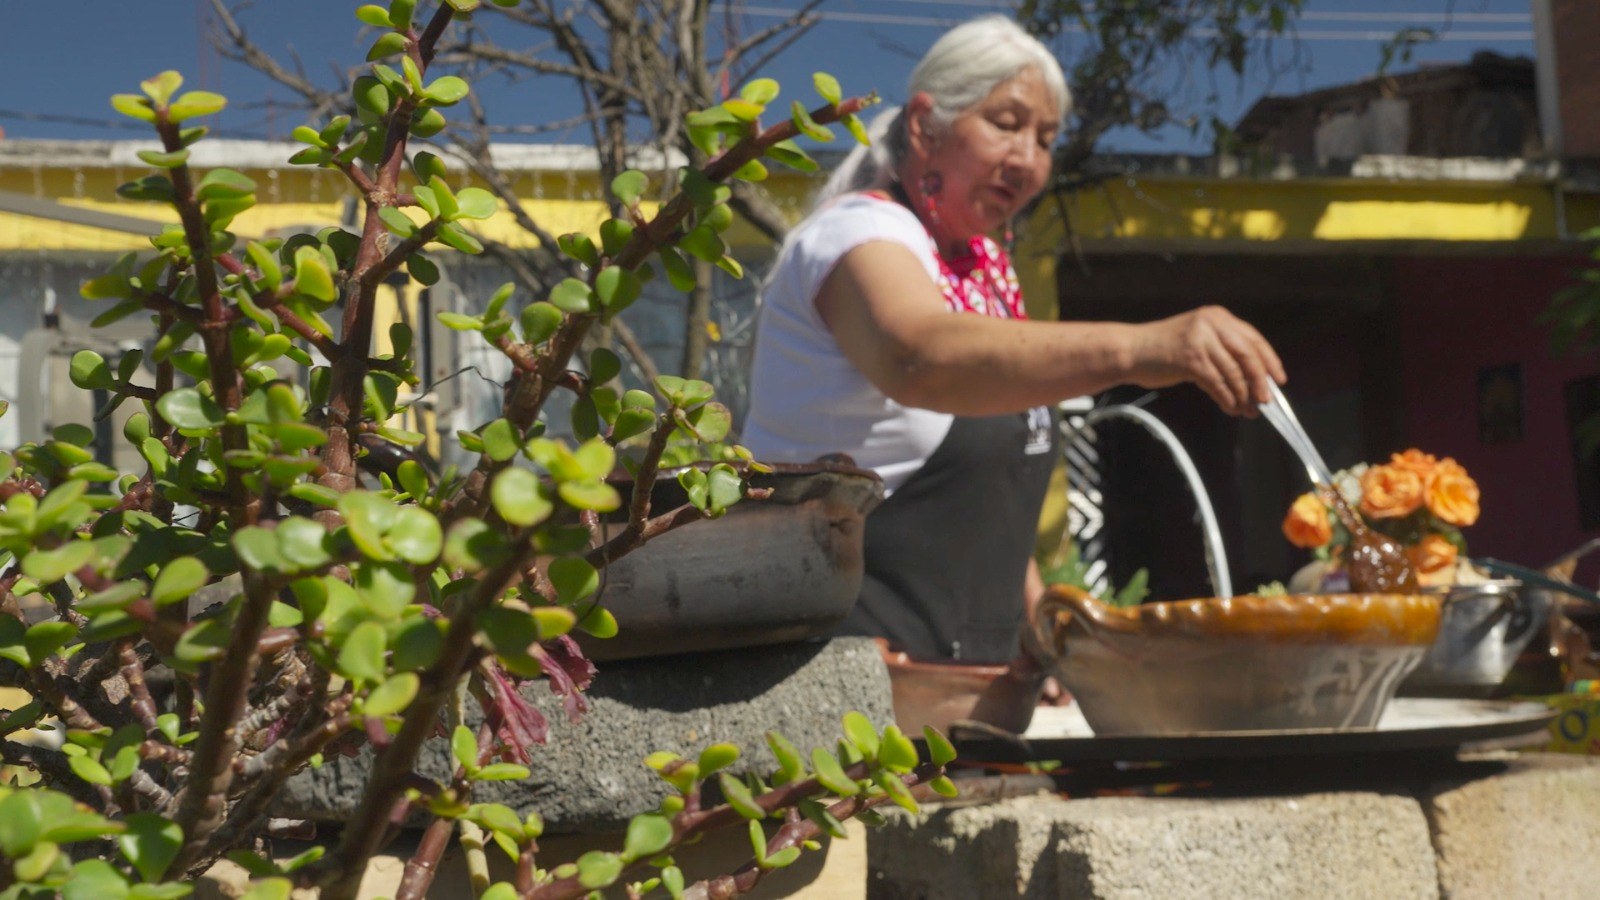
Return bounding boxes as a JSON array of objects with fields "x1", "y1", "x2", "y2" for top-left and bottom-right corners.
[
  {"x1": 1050, "y1": 791, "x2": 1438, "y2": 900},
  {"x1": 276, "y1": 638, "x2": 893, "y2": 833},
  {"x1": 869, "y1": 793, "x2": 1064, "y2": 900},
  {"x1": 1424, "y1": 753, "x2": 1600, "y2": 900},
  {"x1": 870, "y1": 790, "x2": 1439, "y2": 900}
]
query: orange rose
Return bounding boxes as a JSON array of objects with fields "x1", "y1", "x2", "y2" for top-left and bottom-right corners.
[
  {"x1": 1425, "y1": 457, "x2": 1480, "y2": 526},
  {"x1": 1282, "y1": 493, "x2": 1332, "y2": 549},
  {"x1": 1390, "y1": 449, "x2": 1438, "y2": 479},
  {"x1": 1359, "y1": 464, "x2": 1424, "y2": 519},
  {"x1": 1405, "y1": 533, "x2": 1460, "y2": 588}
]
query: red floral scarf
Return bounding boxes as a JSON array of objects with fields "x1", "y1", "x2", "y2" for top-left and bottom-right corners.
[{"x1": 865, "y1": 191, "x2": 1026, "y2": 320}]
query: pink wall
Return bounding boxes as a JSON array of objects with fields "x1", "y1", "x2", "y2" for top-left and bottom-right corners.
[{"x1": 1393, "y1": 255, "x2": 1599, "y2": 570}]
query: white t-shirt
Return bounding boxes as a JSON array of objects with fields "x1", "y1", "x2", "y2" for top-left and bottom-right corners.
[{"x1": 742, "y1": 193, "x2": 952, "y2": 493}]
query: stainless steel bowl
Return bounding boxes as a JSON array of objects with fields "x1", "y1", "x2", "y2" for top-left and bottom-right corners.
[{"x1": 1399, "y1": 579, "x2": 1553, "y2": 697}]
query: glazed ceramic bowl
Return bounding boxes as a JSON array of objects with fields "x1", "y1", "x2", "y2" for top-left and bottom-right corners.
[
  {"x1": 876, "y1": 641, "x2": 1044, "y2": 736},
  {"x1": 1031, "y1": 585, "x2": 1442, "y2": 735}
]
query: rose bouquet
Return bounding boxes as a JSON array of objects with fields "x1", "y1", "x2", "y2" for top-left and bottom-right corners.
[{"x1": 1282, "y1": 449, "x2": 1482, "y2": 587}]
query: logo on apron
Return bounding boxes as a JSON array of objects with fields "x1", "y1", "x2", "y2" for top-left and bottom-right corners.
[{"x1": 1024, "y1": 405, "x2": 1053, "y2": 456}]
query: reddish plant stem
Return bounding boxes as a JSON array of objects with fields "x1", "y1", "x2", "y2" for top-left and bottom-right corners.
[
  {"x1": 317, "y1": 2, "x2": 454, "y2": 512},
  {"x1": 394, "y1": 807, "x2": 461, "y2": 900},
  {"x1": 316, "y1": 534, "x2": 533, "y2": 900},
  {"x1": 153, "y1": 115, "x2": 249, "y2": 512},
  {"x1": 165, "y1": 570, "x2": 279, "y2": 875},
  {"x1": 117, "y1": 639, "x2": 161, "y2": 733}
]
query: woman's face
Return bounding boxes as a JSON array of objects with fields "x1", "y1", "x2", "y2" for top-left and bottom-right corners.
[{"x1": 914, "y1": 67, "x2": 1059, "y2": 246}]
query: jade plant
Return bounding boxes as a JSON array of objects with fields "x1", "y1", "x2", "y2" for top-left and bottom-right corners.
[{"x1": 0, "y1": 3, "x2": 954, "y2": 898}]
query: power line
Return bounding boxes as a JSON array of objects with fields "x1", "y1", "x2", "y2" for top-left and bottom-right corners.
[{"x1": 727, "y1": 4, "x2": 1532, "y2": 40}]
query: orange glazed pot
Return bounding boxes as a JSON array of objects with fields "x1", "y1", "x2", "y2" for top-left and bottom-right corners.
[{"x1": 1031, "y1": 585, "x2": 1442, "y2": 735}]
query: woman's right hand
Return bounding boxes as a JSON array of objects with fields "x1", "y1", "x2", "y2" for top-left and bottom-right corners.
[{"x1": 1130, "y1": 305, "x2": 1286, "y2": 417}]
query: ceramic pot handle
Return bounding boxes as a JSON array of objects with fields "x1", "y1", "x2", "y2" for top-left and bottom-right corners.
[{"x1": 1026, "y1": 583, "x2": 1096, "y2": 668}]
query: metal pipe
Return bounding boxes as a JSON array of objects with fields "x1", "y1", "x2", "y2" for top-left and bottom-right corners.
[{"x1": 1078, "y1": 404, "x2": 1233, "y2": 598}]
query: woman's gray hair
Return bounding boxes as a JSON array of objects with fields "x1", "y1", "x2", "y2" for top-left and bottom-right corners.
[{"x1": 815, "y1": 15, "x2": 1070, "y2": 205}]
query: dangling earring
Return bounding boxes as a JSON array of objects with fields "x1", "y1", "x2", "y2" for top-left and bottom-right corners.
[
  {"x1": 918, "y1": 171, "x2": 943, "y2": 225},
  {"x1": 1003, "y1": 218, "x2": 1016, "y2": 254}
]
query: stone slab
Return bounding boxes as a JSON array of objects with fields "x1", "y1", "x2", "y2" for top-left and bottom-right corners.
[
  {"x1": 275, "y1": 638, "x2": 892, "y2": 834},
  {"x1": 1424, "y1": 753, "x2": 1600, "y2": 899},
  {"x1": 870, "y1": 790, "x2": 1440, "y2": 900}
]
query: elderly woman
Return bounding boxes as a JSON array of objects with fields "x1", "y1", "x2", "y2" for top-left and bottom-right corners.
[{"x1": 744, "y1": 16, "x2": 1285, "y2": 668}]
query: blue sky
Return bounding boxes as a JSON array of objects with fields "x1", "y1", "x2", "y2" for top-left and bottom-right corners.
[{"x1": 0, "y1": 1, "x2": 1536, "y2": 153}]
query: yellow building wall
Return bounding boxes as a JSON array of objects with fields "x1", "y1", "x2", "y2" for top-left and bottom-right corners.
[{"x1": 0, "y1": 163, "x2": 816, "y2": 253}]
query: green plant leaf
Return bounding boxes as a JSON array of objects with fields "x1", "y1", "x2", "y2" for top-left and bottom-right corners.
[
  {"x1": 766, "y1": 731, "x2": 806, "y2": 785},
  {"x1": 491, "y1": 468, "x2": 552, "y2": 528},
  {"x1": 150, "y1": 556, "x2": 208, "y2": 607},
  {"x1": 112, "y1": 93, "x2": 157, "y2": 122},
  {"x1": 810, "y1": 747, "x2": 858, "y2": 796},
  {"x1": 874, "y1": 769, "x2": 920, "y2": 813},
  {"x1": 424, "y1": 75, "x2": 470, "y2": 105},
  {"x1": 622, "y1": 813, "x2": 674, "y2": 863},
  {"x1": 790, "y1": 100, "x2": 834, "y2": 142},
  {"x1": 718, "y1": 772, "x2": 765, "y2": 819},
  {"x1": 435, "y1": 221, "x2": 483, "y2": 254},
  {"x1": 557, "y1": 232, "x2": 600, "y2": 267},
  {"x1": 557, "y1": 480, "x2": 620, "y2": 512},
  {"x1": 813, "y1": 72, "x2": 842, "y2": 104},
  {"x1": 549, "y1": 278, "x2": 595, "y2": 315},
  {"x1": 575, "y1": 851, "x2": 623, "y2": 889},
  {"x1": 0, "y1": 790, "x2": 43, "y2": 857},
  {"x1": 842, "y1": 711, "x2": 880, "y2": 760},
  {"x1": 548, "y1": 557, "x2": 598, "y2": 604},
  {"x1": 658, "y1": 246, "x2": 697, "y2": 292},
  {"x1": 379, "y1": 206, "x2": 419, "y2": 238},
  {"x1": 233, "y1": 526, "x2": 285, "y2": 574},
  {"x1": 611, "y1": 170, "x2": 648, "y2": 205},
  {"x1": 843, "y1": 113, "x2": 871, "y2": 146},
  {"x1": 22, "y1": 541, "x2": 96, "y2": 585},
  {"x1": 452, "y1": 724, "x2": 479, "y2": 771},
  {"x1": 521, "y1": 302, "x2": 563, "y2": 344},
  {"x1": 741, "y1": 78, "x2": 780, "y2": 105},
  {"x1": 575, "y1": 605, "x2": 618, "y2": 639},
  {"x1": 922, "y1": 726, "x2": 956, "y2": 766},
  {"x1": 723, "y1": 98, "x2": 763, "y2": 122},
  {"x1": 63, "y1": 859, "x2": 130, "y2": 900},
  {"x1": 387, "y1": 507, "x2": 442, "y2": 565},
  {"x1": 594, "y1": 266, "x2": 642, "y2": 314},
  {"x1": 156, "y1": 387, "x2": 224, "y2": 431},
  {"x1": 879, "y1": 724, "x2": 919, "y2": 773},
  {"x1": 454, "y1": 187, "x2": 497, "y2": 220},
  {"x1": 338, "y1": 620, "x2": 388, "y2": 686},
  {"x1": 363, "y1": 673, "x2": 419, "y2": 717},
  {"x1": 589, "y1": 347, "x2": 621, "y2": 385},
  {"x1": 443, "y1": 518, "x2": 509, "y2": 573},
  {"x1": 930, "y1": 775, "x2": 959, "y2": 797},
  {"x1": 763, "y1": 846, "x2": 801, "y2": 869},
  {"x1": 168, "y1": 90, "x2": 227, "y2": 122},
  {"x1": 368, "y1": 31, "x2": 409, "y2": 60},
  {"x1": 733, "y1": 159, "x2": 768, "y2": 182},
  {"x1": 236, "y1": 879, "x2": 292, "y2": 900},
  {"x1": 705, "y1": 464, "x2": 741, "y2": 516},
  {"x1": 687, "y1": 403, "x2": 733, "y2": 443},
  {"x1": 340, "y1": 491, "x2": 398, "y2": 561},
  {"x1": 406, "y1": 253, "x2": 439, "y2": 285},
  {"x1": 697, "y1": 742, "x2": 739, "y2": 776},
  {"x1": 119, "y1": 813, "x2": 183, "y2": 884},
  {"x1": 292, "y1": 246, "x2": 336, "y2": 302},
  {"x1": 797, "y1": 797, "x2": 847, "y2": 839},
  {"x1": 599, "y1": 218, "x2": 634, "y2": 256},
  {"x1": 356, "y1": 4, "x2": 392, "y2": 26},
  {"x1": 764, "y1": 139, "x2": 819, "y2": 172}
]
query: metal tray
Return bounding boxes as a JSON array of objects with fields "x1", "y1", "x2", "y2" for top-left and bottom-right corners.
[{"x1": 947, "y1": 698, "x2": 1557, "y2": 764}]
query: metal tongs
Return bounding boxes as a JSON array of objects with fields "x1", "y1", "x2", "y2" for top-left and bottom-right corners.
[{"x1": 1258, "y1": 381, "x2": 1336, "y2": 489}]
